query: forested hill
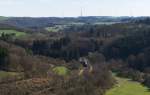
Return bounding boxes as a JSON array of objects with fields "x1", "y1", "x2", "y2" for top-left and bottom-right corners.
[
  {"x1": 0, "y1": 16, "x2": 131, "y2": 28},
  {"x1": 1, "y1": 16, "x2": 150, "y2": 28}
]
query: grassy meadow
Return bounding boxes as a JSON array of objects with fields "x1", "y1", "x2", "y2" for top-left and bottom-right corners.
[
  {"x1": 0, "y1": 71, "x2": 19, "y2": 79},
  {"x1": 46, "y1": 27, "x2": 60, "y2": 32},
  {"x1": 45, "y1": 25, "x2": 68, "y2": 32},
  {"x1": 0, "y1": 30, "x2": 27, "y2": 38},
  {"x1": 52, "y1": 66, "x2": 70, "y2": 76},
  {"x1": 106, "y1": 76, "x2": 150, "y2": 95}
]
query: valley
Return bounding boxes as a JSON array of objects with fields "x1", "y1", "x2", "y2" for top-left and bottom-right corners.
[{"x1": 0, "y1": 16, "x2": 150, "y2": 95}]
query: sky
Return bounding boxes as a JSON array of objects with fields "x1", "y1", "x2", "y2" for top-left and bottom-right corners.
[{"x1": 0, "y1": 0, "x2": 150, "y2": 17}]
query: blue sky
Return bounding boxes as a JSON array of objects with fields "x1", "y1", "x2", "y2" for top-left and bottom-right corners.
[{"x1": 0, "y1": 0, "x2": 149, "y2": 17}]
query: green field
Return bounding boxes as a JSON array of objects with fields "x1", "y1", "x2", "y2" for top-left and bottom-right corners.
[
  {"x1": 52, "y1": 66, "x2": 70, "y2": 76},
  {"x1": 46, "y1": 27, "x2": 60, "y2": 32},
  {"x1": 106, "y1": 76, "x2": 150, "y2": 95},
  {"x1": 0, "y1": 71, "x2": 18, "y2": 79},
  {"x1": 45, "y1": 25, "x2": 67, "y2": 32},
  {"x1": 0, "y1": 16, "x2": 9, "y2": 21},
  {"x1": 0, "y1": 30, "x2": 27, "y2": 38}
]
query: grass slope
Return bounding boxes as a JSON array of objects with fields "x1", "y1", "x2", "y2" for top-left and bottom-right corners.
[
  {"x1": 0, "y1": 71, "x2": 18, "y2": 79},
  {"x1": 0, "y1": 30, "x2": 27, "y2": 38},
  {"x1": 106, "y1": 77, "x2": 150, "y2": 95},
  {"x1": 52, "y1": 66, "x2": 70, "y2": 76}
]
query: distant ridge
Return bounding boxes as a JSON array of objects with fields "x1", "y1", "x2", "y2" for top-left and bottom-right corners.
[{"x1": 0, "y1": 16, "x2": 150, "y2": 29}]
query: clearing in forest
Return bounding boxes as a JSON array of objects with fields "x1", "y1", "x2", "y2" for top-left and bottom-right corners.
[{"x1": 106, "y1": 76, "x2": 150, "y2": 95}]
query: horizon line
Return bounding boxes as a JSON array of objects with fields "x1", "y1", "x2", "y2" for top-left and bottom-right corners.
[{"x1": 1, "y1": 15, "x2": 150, "y2": 18}]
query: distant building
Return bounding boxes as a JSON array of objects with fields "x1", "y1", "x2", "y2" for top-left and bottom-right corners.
[{"x1": 79, "y1": 57, "x2": 88, "y2": 67}]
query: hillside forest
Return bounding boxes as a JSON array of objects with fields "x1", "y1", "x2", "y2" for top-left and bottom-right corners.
[{"x1": 0, "y1": 16, "x2": 150, "y2": 95}]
